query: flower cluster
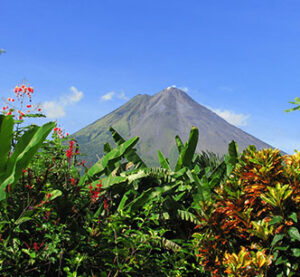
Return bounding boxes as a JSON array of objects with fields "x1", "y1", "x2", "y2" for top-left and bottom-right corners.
[
  {"x1": 53, "y1": 127, "x2": 70, "y2": 140},
  {"x1": 2, "y1": 84, "x2": 42, "y2": 119},
  {"x1": 25, "y1": 242, "x2": 46, "y2": 252},
  {"x1": 66, "y1": 140, "x2": 76, "y2": 163},
  {"x1": 89, "y1": 180, "x2": 102, "y2": 203},
  {"x1": 35, "y1": 193, "x2": 52, "y2": 208},
  {"x1": 14, "y1": 85, "x2": 34, "y2": 101}
]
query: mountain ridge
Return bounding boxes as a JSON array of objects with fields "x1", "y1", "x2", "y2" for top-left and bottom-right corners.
[{"x1": 73, "y1": 87, "x2": 273, "y2": 166}]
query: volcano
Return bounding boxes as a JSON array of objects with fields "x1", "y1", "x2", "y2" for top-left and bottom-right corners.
[{"x1": 73, "y1": 87, "x2": 273, "y2": 166}]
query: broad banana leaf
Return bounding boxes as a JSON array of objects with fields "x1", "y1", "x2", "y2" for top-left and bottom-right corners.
[
  {"x1": 175, "y1": 126, "x2": 199, "y2": 171},
  {"x1": 79, "y1": 136, "x2": 139, "y2": 186},
  {"x1": 0, "y1": 120, "x2": 55, "y2": 201}
]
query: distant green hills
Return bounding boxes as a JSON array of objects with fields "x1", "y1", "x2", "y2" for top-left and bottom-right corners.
[{"x1": 73, "y1": 87, "x2": 273, "y2": 167}]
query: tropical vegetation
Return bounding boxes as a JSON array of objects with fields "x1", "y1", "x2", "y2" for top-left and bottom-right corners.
[{"x1": 0, "y1": 84, "x2": 299, "y2": 276}]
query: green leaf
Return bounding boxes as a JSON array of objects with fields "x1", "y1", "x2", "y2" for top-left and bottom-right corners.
[
  {"x1": 271, "y1": 234, "x2": 285, "y2": 246},
  {"x1": 0, "y1": 115, "x2": 14, "y2": 172},
  {"x1": 275, "y1": 255, "x2": 289, "y2": 265},
  {"x1": 274, "y1": 245, "x2": 289, "y2": 251},
  {"x1": 224, "y1": 140, "x2": 238, "y2": 176},
  {"x1": 175, "y1": 135, "x2": 184, "y2": 154},
  {"x1": 157, "y1": 150, "x2": 171, "y2": 170},
  {"x1": 269, "y1": 216, "x2": 283, "y2": 225},
  {"x1": 288, "y1": 227, "x2": 300, "y2": 241},
  {"x1": 291, "y1": 248, "x2": 300, "y2": 257},
  {"x1": 109, "y1": 127, "x2": 146, "y2": 168},
  {"x1": 24, "y1": 113, "x2": 46, "y2": 118},
  {"x1": 177, "y1": 209, "x2": 200, "y2": 224},
  {"x1": 48, "y1": 189, "x2": 62, "y2": 201},
  {"x1": 79, "y1": 136, "x2": 139, "y2": 186},
  {"x1": 15, "y1": 217, "x2": 33, "y2": 225},
  {"x1": 175, "y1": 126, "x2": 199, "y2": 171},
  {"x1": 100, "y1": 175, "x2": 127, "y2": 189},
  {"x1": 288, "y1": 212, "x2": 298, "y2": 223},
  {"x1": 285, "y1": 97, "x2": 300, "y2": 112},
  {"x1": 103, "y1": 142, "x2": 112, "y2": 154},
  {"x1": 0, "y1": 121, "x2": 55, "y2": 201},
  {"x1": 126, "y1": 188, "x2": 152, "y2": 212},
  {"x1": 117, "y1": 191, "x2": 131, "y2": 212}
]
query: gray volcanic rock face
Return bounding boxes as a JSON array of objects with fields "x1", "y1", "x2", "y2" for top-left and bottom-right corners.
[{"x1": 73, "y1": 87, "x2": 273, "y2": 166}]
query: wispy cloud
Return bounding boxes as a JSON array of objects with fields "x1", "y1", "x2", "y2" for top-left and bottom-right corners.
[
  {"x1": 42, "y1": 86, "x2": 83, "y2": 119},
  {"x1": 179, "y1": 86, "x2": 189, "y2": 92},
  {"x1": 211, "y1": 108, "x2": 249, "y2": 127},
  {"x1": 101, "y1": 91, "x2": 115, "y2": 101},
  {"x1": 117, "y1": 91, "x2": 129, "y2": 100},
  {"x1": 166, "y1": 85, "x2": 189, "y2": 92},
  {"x1": 100, "y1": 90, "x2": 129, "y2": 101},
  {"x1": 69, "y1": 86, "x2": 83, "y2": 103}
]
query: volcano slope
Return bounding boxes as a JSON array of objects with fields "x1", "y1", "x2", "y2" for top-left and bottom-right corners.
[{"x1": 73, "y1": 87, "x2": 273, "y2": 167}]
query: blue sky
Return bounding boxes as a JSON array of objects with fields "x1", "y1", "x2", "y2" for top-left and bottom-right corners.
[{"x1": 1, "y1": 0, "x2": 299, "y2": 153}]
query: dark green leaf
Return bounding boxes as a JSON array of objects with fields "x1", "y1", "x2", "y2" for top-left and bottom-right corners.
[
  {"x1": 288, "y1": 212, "x2": 298, "y2": 223},
  {"x1": 271, "y1": 234, "x2": 285, "y2": 246},
  {"x1": 269, "y1": 216, "x2": 283, "y2": 225},
  {"x1": 291, "y1": 248, "x2": 300, "y2": 257},
  {"x1": 288, "y1": 227, "x2": 300, "y2": 241}
]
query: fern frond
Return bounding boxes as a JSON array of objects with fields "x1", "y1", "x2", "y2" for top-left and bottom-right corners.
[{"x1": 177, "y1": 209, "x2": 200, "y2": 224}]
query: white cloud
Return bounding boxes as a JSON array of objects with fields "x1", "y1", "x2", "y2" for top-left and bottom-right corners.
[
  {"x1": 69, "y1": 86, "x2": 83, "y2": 103},
  {"x1": 166, "y1": 85, "x2": 189, "y2": 93},
  {"x1": 179, "y1": 87, "x2": 189, "y2": 92},
  {"x1": 100, "y1": 90, "x2": 129, "y2": 101},
  {"x1": 167, "y1": 85, "x2": 177, "y2": 90},
  {"x1": 101, "y1": 91, "x2": 115, "y2": 101},
  {"x1": 211, "y1": 108, "x2": 249, "y2": 127},
  {"x1": 118, "y1": 91, "x2": 129, "y2": 100},
  {"x1": 42, "y1": 86, "x2": 84, "y2": 119},
  {"x1": 43, "y1": 101, "x2": 66, "y2": 118}
]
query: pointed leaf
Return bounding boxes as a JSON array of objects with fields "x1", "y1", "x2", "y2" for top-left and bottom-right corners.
[
  {"x1": 79, "y1": 136, "x2": 139, "y2": 186},
  {"x1": 15, "y1": 217, "x2": 33, "y2": 225},
  {"x1": 109, "y1": 127, "x2": 146, "y2": 168},
  {"x1": 0, "y1": 115, "x2": 14, "y2": 172},
  {"x1": 157, "y1": 150, "x2": 171, "y2": 170},
  {"x1": 175, "y1": 126, "x2": 199, "y2": 171},
  {"x1": 288, "y1": 227, "x2": 300, "y2": 241},
  {"x1": 175, "y1": 135, "x2": 184, "y2": 154},
  {"x1": 0, "y1": 121, "x2": 55, "y2": 201}
]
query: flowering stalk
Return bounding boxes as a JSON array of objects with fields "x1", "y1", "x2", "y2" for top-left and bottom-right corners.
[{"x1": 89, "y1": 180, "x2": 102, "y2": 203}]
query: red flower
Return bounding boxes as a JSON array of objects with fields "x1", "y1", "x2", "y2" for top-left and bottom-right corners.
[
  {"x1": 26, "y1": 105, "x2": 31, "y2": 108},
  {"x1": 104, "y1": 199, "x2": 109, "y2": 211},
  {"x1": 33, "y1": 242, "x2": 39, "y2": 252},
  {"x1": 89, "y1": 180, "x2": 102, "y2": 202},
  {"x1": 66, "y1": 140, "x2": 76, "y2": 163}
]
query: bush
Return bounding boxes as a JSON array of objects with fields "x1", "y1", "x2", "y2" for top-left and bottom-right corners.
[{"x1": 193, "y1": 147, "x2": 300, "y2": 276}]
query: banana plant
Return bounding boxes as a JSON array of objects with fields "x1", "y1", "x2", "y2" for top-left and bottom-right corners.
[
  {"x1": 174, "y1": 126, "x2": 199, "y2": 171},
  {"x1": 109, "y1": 126, "x2": 146, "y2": 169},
  {"x1": 0, "y1": 115, "x2": 55, "y2": 202},
  {"x1": 78, "y1": 136, "x2": 139, "y2": 186}
]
